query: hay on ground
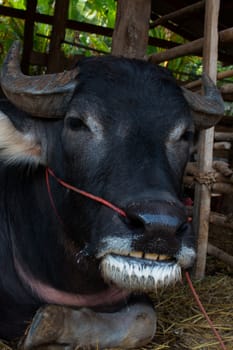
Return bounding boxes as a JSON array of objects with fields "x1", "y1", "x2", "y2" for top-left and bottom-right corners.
[
  {"x1": 147, "y1": 274, "x2": 233, "y2": 350},
  {"x1": 1, "y1": 274, "x2": 233, "y2": 350}
]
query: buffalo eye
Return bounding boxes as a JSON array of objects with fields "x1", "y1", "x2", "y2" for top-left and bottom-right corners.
[
  {"x1": 168, "y1": 124, "x2": 194, "y2": 145},
  {"x1": 66, "y1": 117, "x2": 89, "y2": 131},
  {"x1": 180, "y1": 130, "x2": 194, "y2": 143}
]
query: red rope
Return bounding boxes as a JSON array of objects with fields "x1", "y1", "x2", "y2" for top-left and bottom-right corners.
[
  {"x1": 45, "y1": 167, "x2": 66, "y2": 227},
  {"x1": 46, "y1": 167, "x2": 126, "y2": 217},
  {"x1": 185, "y1": 271, "x2": 227, "y2": 350},
  {"x1": 45, "y1": 167, "x2": 226, "y2": 349}
]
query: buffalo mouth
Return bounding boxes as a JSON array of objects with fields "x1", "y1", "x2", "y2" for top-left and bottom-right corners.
[{"x1": 100, "y1": 252, "x2": 181, "y2": 292}]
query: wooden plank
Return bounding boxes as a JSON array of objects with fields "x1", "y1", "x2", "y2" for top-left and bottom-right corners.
[
  {"x1": 193, "y1": 0, "x2": 221, "y2": 280},
  {"x1": 47, "y1": 0, "x2": 69, "y2": 73},
  {"x1": 111, "y1": 0, "x2": 151, "y2": 59},
  {"x1": 21, "y1": 0, "x2": 37, "y2": 74}
]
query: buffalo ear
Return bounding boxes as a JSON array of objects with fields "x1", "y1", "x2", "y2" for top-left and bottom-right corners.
[
  {"x1": 0, "y1": 110, "x2": 42, "y2": 166},
  {"x1": 182, "y1": 74, "x2": 225, "y2": 130}
]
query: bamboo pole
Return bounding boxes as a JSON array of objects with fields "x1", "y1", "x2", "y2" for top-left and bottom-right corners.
[
  {"x1": 148, "y1": 27, "x2": 233, "y2": 64},
  {"x1": 184, "y1": 69, "x2": 233, "y2": 90},
  {"x1": 208, "y1": 243, "x2": 233, "y2": 267},
  {"x1": 184, "y1": 175, "x2": 233, "y2": 187},
  {"x1": 186, "y1": 160, "x2": 233, "y2": 178},
  {"x1": 186, "y1": 207, "x2": 233, "y2": 230},
  {"x1": 212, "y1": 183, "x2": 233, "y2": 194},
  {"x1": 193, "y1": 0, "x2": 221, "y2": 280},
  {"x1": 220, "y1": 83, "x2": 233, "y2": 101},
  {"x1": 215, "y1": 132, "x2": 233, "y2": 141},
  {"x1": 150, "y1": 1, "x2": 204, "y2": 28},
  {"x1": 214, "y1": 142, "x2": 231, "y2": 150},
  {"x1": 209, "y1": 213, "x2": 233, "y2": 229}
]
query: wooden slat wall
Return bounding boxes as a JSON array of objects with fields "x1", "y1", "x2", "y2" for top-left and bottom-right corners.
[{"x1": 21, "y1": 0, "x2": 37, "y2": 74}]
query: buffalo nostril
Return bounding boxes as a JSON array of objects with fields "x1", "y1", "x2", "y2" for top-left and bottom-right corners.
[
  {"x1": 139, "y1": 213, "x2": 181, "y2": 229},
  {"x1": 125, "y1": 210, "x2": 182, "y2": 233},
  {"x1": 176, "y1": 222, "x2": 190, "y2": 237},
  {"x1": 122, "y1": 212, "x2": 145, "y2": 230}
]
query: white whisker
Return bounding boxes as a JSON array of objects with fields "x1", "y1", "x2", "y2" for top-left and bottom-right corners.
[{"x1": 101, "y1": 254, "x2": 182, "y2": 292}]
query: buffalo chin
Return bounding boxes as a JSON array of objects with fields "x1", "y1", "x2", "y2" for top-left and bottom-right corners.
[{"x1": 100, "y1": 253, "x2": 182, "y2": 292}]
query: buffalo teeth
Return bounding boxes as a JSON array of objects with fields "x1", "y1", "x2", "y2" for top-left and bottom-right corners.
[
  {"x1": 129, "y1": 252, "x2": 172, "y2": 261},
  {"x1": 129, "y1": 251, "x2": 143, "y2": 258},
  {"x1": 144, "y1": 253, "x2": 158, "y2": 260},
  {"x1": 157, "y1": 254, "x2": 172, "y2": 261},
  {"x1": 101, "y1": 254, "x2": 181, "y2": 292}
]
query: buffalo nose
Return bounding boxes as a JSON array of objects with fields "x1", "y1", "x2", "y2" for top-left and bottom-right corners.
[
  {"x1": 125, "y1": 200, "x2": 188, "y2": 254},
  {"x1": 125, "y1": 200, "x2": 187, "y2": 237}
]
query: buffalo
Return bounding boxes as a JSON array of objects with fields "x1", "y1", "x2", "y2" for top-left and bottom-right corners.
[{"x1": 0, "y1": 41, "x2": 224, "y2": 349}]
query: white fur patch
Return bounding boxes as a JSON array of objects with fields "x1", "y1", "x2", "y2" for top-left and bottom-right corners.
[
  {"x1": 101, "y1": 254, "x2": 181, "y2": 292},
  {"x1": 167, "y1": 122, "x2": 187, "y2": 142},
  {"x1": 86, "y1": 115, "x2": 104, "y2": 140},
  {"x1": 0, "y1": 111, "x2": 41, "y2": 165},
  {"x1": 176, "y1": 246, "x2": 196, "y2": 269}
]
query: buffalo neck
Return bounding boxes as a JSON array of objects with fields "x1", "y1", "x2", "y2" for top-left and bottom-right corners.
[{"x1": 2, "y1": 165, "x2": 105, "y2": 295}]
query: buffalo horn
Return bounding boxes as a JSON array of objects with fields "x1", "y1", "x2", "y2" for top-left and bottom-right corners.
[
  {"x1": 0, "y1": 41, "x2": 79, "y2": 118},
  {"x1": 182, "y1": 74, "x2": 224, "y2": 129}
]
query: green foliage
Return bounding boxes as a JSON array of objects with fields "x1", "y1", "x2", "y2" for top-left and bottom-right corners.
[
  {"x1": 0, "y1": 0, "x2": 116, "y2": 66},
  {"x1": 65, "y1": 0, "x2": 115, "y2": 56},
  {"x1": 37, "y1": 0, "x2": 55, "y2": 15},
  {"x1": 148, "y1": 26, "x2": 203, "y2": 82},
  {"x1": 69, "y1": 0, "x2": 115, "y2": 27},
  {"x1": 0, "y1": 0, "x2": 26, "y2": 10},
  {"x1": 0, "y1": 0, "x2": 25, "y2": 63}
]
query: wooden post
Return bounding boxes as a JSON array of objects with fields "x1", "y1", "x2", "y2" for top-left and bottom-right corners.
[
  {"x1": 21, "y1": 0, "x2": 37, "y2": 74},
  {"x1": 111, "y1": 0, "x2": 151, "y2": 59},
  {"x1": 193, "y1": 0, "x2": 221, "y2": 279},
  {"x1": 47, "y1": 0, "x2": 69, "y2": 73}
]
